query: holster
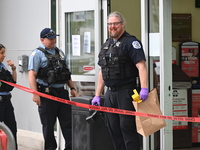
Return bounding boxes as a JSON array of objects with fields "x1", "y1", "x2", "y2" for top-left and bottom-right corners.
[{"x1": 37, "y1": 84, "x2": 64, "y2": 97}]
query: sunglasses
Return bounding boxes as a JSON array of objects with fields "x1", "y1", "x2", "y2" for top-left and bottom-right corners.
[{"x1": 42, "y1": 30, "x2": 56, "y2": 38}]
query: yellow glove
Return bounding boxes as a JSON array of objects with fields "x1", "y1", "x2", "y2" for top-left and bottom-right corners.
[{"x1": 132, "y1": 89, "x2": 142, "y2": 103}]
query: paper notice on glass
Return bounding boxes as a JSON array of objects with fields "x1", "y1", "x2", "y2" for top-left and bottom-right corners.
[
  {"x1": 84, "y1": 32, "x2": 91, "y2": 53},
  {"x1": 72, "y1": 35, "x2": 81, "y2": 56},
  {"x1": 149, "y1": 33, "x2": 160, "y2": 57}
]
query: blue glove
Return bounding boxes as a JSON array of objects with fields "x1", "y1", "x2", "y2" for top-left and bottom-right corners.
[
  {"x1": 139, "y1": 88, "x2": 148, "y2": 101},
  {"x1": 91, "y1": 96, "x2": 101, "y2": 106}
]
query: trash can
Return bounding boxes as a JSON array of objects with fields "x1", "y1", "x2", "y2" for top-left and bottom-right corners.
[{"x1": 71, "y1": 96, "x2": 115, "y2": 150}]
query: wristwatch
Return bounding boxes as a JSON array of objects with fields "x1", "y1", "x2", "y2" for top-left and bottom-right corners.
[{"x1": 70, "y1": 87, "x2": 76, "y2": 90}]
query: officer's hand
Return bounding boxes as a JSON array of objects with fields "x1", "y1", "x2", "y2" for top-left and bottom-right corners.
[
  {"x1": 7, "y1": 60, "x2": 16, "y2": 70},
  {"x1": 91, "y1": 96, "x2": 100, "y2": 106},
  {"x1": 33, "y1": 94, "x2": 41, "y2": 106},
  {"x1": 139, "y1": 88, "x2": 148, "y2": 101},
  {"x1": 7, "y1": 59, "x2": 14, "y2": 66},
  {"x1": 70, "y1": 89, "x2": 77, "y2": 97}
]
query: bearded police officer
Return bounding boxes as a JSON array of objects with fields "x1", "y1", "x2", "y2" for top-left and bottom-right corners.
[
  {"x1": 28, "y1": 28, "x2": 77, "y2": 150},
  {"x1": 92, "y1": 12, "x2": 148, "y2": 150}
]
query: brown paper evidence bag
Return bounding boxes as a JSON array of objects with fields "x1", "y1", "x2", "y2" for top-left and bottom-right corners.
[{"x1": 133, "y1": 88, "x2": 167, "y2": 137}]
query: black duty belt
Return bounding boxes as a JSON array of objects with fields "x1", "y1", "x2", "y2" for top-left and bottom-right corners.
[
  {"x1": 37, "y1": 84, "x2": 65, "y2": 96},
  {"x1": 0, "y1": 94, "x2": 11, "y2": 102},
  {"x1": 107, "y1": 83, "x2": 134, "y2": 92}
]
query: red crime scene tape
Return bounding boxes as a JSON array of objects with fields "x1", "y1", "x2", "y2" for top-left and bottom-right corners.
[{"x1": 1, "y1": 80, "x2": 200, "y2": 123}]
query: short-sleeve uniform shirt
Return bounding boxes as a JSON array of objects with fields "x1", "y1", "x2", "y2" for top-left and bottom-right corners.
[
  {"x1": 98, "y1": 31, "x2": 146, "y2": 87},
  {"x1": 28, "y1": 44, "x2": 68, "y2": 88}
]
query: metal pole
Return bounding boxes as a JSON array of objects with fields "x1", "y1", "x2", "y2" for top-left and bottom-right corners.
[
  {"x1": 159, "y1": 0, "x2": 173, "y2": 149},
  {"x1": 0, "y1": 122, "x2": 16, "y2": 150}
]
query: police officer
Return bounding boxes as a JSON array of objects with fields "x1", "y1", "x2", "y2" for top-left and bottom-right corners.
[
  {"x1": 92, "y1": 12, "x2": 148, "y2": 150},
  {"x1": 0, "y1": 44, "x2": 18, "y2": 149},
  {"x1": 28, "y1": 28, "x2": 77, "y2": 150}
]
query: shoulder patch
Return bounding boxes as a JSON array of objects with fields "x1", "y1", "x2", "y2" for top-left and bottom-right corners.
[
  {"x1": 132, "y1": 41, "x2": 141, "y2": 49},
  {"x1": 31, "y1": 51, "x2": 36, "y2": 56}
]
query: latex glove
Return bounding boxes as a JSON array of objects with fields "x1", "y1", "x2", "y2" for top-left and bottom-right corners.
[
  {"x1": 91, "y1": 96, "x2": 101, "y2": 106},
  {"x1": 139, "y1": 88, "x2": 148, "y2": 101}
]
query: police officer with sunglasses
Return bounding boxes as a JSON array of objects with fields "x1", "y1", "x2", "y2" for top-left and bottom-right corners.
[{"x1": 28, "y1": 28, "x2": 77, "y2": 150}]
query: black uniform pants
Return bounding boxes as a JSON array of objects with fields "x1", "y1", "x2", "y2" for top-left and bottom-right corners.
[
  {"x1": 104, "y1": 89, "x2": 140, "y2": 150},
  {"x1": 38, "y1": 89, "x2": 71, "y2": 150},
  {"x1": 0, "y1": 94, "x2": 18, "y2": 150}
]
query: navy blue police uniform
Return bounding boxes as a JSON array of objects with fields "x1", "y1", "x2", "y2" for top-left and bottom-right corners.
[
  {"x1": 98, "y1": 31, "x2": 146, "y2": 150},
  {"x1": 28, "y1": 45, "x2": 72, "y2": 150},
  {"x1": 0, "y1": 63, "x2": 17, "y2": 149}
]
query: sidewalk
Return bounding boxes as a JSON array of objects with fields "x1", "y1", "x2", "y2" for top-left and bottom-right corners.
[
  {"x1": 18, "y1": 145, "x2": 39, "y2": 150},
  {"x1": 17, "y1": 129, "x2": 44, "y2": 150}
]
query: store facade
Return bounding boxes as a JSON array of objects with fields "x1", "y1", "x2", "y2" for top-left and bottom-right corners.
[{"x1": 1, "y1": 0, "x2": 200, "y2": 149}]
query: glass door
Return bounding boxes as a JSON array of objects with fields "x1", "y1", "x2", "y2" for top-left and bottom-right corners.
[
  {"x1": 147, "y1": 0, "x2": 173, "y2": 149},
  {"x1": 141, "y1": 0, "x2": 173, "y2": 149},
  {"x1": 61, "y1": 0, "x2": 108, "y2": 96}
]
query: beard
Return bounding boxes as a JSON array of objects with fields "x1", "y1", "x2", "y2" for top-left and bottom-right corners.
[
  {"x1": 109, "y1": 32, "x2": 119, "y2": 38},
  {"x1": 109, "y1": 28, "x2": 123, "y2": 39}
]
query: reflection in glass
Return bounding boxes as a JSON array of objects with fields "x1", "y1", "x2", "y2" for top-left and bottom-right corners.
[
  {"x1": 65, "y1": 11, "x2": 95, "y2": 76},
  {"x1": 73, "y1": 81, "x2": 95, "y2": 96},
  {"x1": 149, "y1": 0, "x2": 159, "y2": 33}
]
